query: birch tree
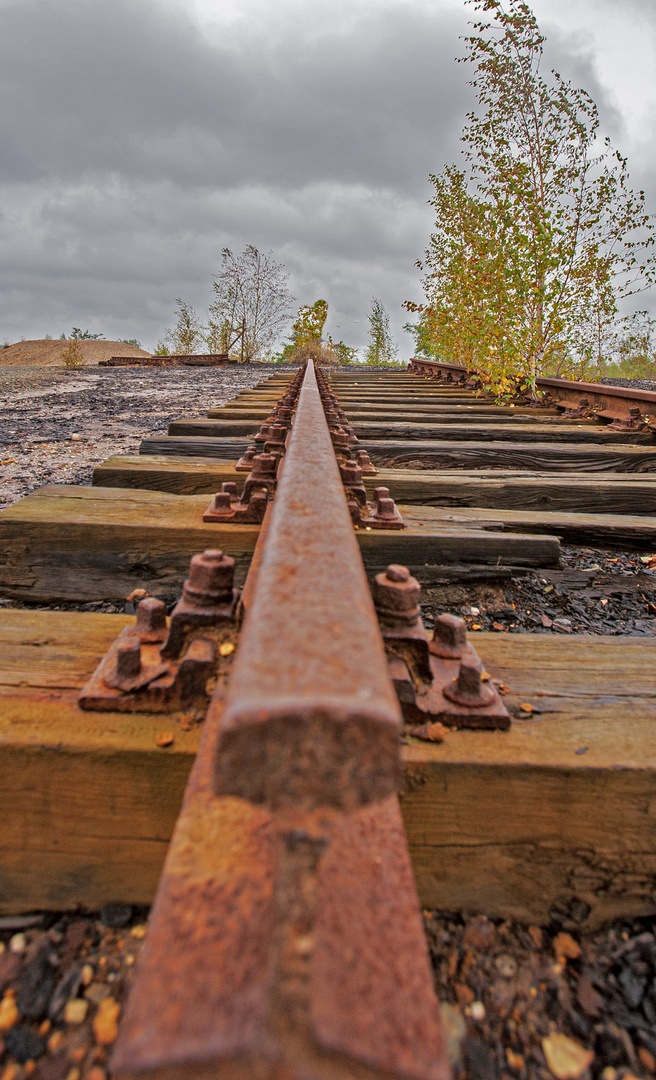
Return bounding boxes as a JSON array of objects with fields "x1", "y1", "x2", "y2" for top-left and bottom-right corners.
[
  {"x1": 406, "y1": 0, "x2": 656, "y2": 395},
  {"x1": 208, "y1": 246, "x2": 294, "y2": 362}
]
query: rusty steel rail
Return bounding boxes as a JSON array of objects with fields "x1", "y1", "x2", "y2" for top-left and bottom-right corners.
[
  {"x1": 409, "y1": 357, "x2": 656, "y2": 426},
  {"x1": 111, "y1": 360, "x2": 449, "y2": 1080}
]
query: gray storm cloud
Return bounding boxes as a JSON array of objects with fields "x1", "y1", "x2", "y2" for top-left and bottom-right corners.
[{"x1": 0, "y1": 0, "x2": 653, "y2": 351}]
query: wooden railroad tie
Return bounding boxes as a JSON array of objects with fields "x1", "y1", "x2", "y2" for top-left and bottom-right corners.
[{"x1": 3, "y1": 361, "x2": 656, "y2": 1079}]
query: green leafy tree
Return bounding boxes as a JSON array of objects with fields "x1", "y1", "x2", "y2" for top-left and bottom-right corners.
[
  {"x1": 365, "y1": 297, "x2": 398, "y2": 365},
  {"x1": 165, "y1": 299, "x2": 203, "y2": 355},
  {"x1": 406, "y1": 0, "x2": 656, "y2": 395},
  {"x1": 208, "y1": 246, "x2": 294, "y2": 362},
  {"x1": 70, "y1": 328, "x2": 105, "y2": 340},
  {"x1": 276, "y1": 299, "x2": 329, "y2": 361},
  {"x1": 120, "y1": 337, "x2": 142, "y2": 348}
]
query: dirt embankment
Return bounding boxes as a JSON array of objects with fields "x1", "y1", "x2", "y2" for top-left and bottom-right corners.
[{"x1": 0, "y1": 339, "x2": 151, "y2": 368}]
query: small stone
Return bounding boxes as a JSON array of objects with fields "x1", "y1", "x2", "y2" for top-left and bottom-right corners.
[
  {"x1": 618, "y1": 964, "x2": 647, "y2": 1007},
  {"x1": 70, "y1": 435, "x2": 83, "y2": 442},
  {"x1": 18, "y1": 953, "x2": 56, "y2": 1019},
  {"x1": 439, "y1": 1003, "x2": 466, "y2": 1067},
  {"x1": 49, "y1": 966, "x2": 83, "y2": 1020},
  {"x1": 9, "y1": 934, "x2": 26, "y2": 954},
  {"x1": 0, "y1": 994, "x2": 19, "y2": 1031},
  {"x1": 576, "y1": 970, "x2": 603, "y2": 1018},
  {"x1": 470, "y1": 1001, "x2": 485, "y2": 1021},
  {"x1": 0, "y1": 953, "x2": 21, "y2": 993},
  {"x1": 463, "y1": 916, "x2": 495, "y2": 950},
  {"x1": 84, "y1": 984, "x2": 112, "y2": 1006},
  {"x1": 494, "y1": 953, "x2": 517, "y2": 978},
  {"x1": 64, "y1": 999, "x2": 88, "y2": 1025},
  {"x1": 554, "y1": 932, "x2": 581, "y2": 961},
  {"x1": 99, "y1": 904, "x2": 131, "y2": 929},
  {"x1": 542, "y1": 1032, "x2": 594, "y2": 1079},
  {"x1": 4, "y1": 1024, "x2": 45, "y2": 1063},
  {"x1": 93, "y1": 998, "x2": 120, "y2": 1045},
  {"x1": 541, "y1": 614, "x2": 553, "y2": 628},
  {"x1": 81, "y1": 966, "x2": 94, "y2": 988},
  {"x1": 155, "y1": 731, "x2": 174, "y2": 748}
]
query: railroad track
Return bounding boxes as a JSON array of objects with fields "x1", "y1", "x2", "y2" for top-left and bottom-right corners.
[{"x1": 1, "y1": 358, "x2": 656, "y2": 1079}]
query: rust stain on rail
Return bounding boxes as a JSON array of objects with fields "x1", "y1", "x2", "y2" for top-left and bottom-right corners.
[
  {"x1": 111, "y1": 361, "x2": 449, "y2": 1080},
  {"x1": 213, "y1": 359, "x2": 403, "y2": 811}
]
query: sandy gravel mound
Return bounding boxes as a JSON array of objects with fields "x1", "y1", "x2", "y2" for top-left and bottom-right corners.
[{"x1": 0, "y1": 339, "x2": 152, "y2": 367}]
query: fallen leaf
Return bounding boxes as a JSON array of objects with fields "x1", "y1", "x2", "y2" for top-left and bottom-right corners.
[
  {"x1": 126, "y1": 588, "x2": 148, "y2": 602},
  {"x1": 93, "y1": 997, "x2": 120, "y2": 1045},
  {"x1": 471, "y1": 623, "x2": 482, "y2": 630},
  {"x1": 506, "y1": 1049, "x2": 525, "y2": 1071},
  {"x1": 520, "y1": 702, "x2": 534, "y2": 713},
  {"x1": 542, "y1": 1032, "x2": 592, "y2": 1075},
  {"x1": 554, "y1": 932, "x2": 581, "y2": 961},
  {"x1": 492, "y1": 622, "x2": 504, "y2": 631},
  {"x1": 155, "y1": 731, "x2": 174, "y2": 748},
  {"x1": 218, "y1": 641, "x2": 235, "y2": 656},
  {"x1": 412, "y1": 722, "x2": 447, "y2": 743},
  {"x1": 640, "y1": 554, "x2": 656, "y2": 568},
  {"x1": 480, "y1": 671, "x2": 491, "y2": 681},
  {"x1": 454, "y1": 982, "x2": 474, "y2": 1006},
  {"x1": 497, "y1": 683, "x2": 510, "y2": 694},
  {"x1": 542, "y1": 1033, "x2": 594, "y2": 1080}
]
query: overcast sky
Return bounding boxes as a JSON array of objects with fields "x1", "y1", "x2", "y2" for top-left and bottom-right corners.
[{"x1": 0, "y1": 0, "x2": 654, "y2": 356}]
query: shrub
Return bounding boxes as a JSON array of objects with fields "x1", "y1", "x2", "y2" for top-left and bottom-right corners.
[{"x1": 61, "y1": 340, "x2": 86, "y2": 369}]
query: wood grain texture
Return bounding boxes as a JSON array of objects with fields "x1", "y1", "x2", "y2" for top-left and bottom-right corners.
[
  {"x1": 0, "y1": 484, "x2": 560, "y2": 602},
  {"x1": 0, "y1": 612, "x2": 654, "y2": 925},
  {"x1": 360, "y1": 439, "x2": 656, "y2": 472},
  {"x1": 365, "y1": 468, "x2": 656, "y2": 514},
  {"x1": 398, "y1": 504, "x2": 656, "y2": 548},
  {"x1": 0, "y1": 485, "x2": 260, "y2": 601},
  {"x1": 94, "y1": 459, "x2": 656, "y2": 521},
  {"x1": 93, "y1": 455, "x2": 243, "y2": 495},
  {"x1": 139, "y1": 436, "x2": 249, "y2": 458}
]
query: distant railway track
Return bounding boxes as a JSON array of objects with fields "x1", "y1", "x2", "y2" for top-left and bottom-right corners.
[{"x1": 1, "y1": 358, "x2": 656, "y2": 1079}]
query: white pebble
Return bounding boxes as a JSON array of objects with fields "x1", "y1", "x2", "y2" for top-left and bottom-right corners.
[
  {"x1": 64, "y1": 998, "x2": 88, "y2": 1024},
  {"x1": 470, "y1": 1001, "x2": 486, "y2": 1021},
  {"x1": 9, "y1": 933, "x2": 25, "y2": 953}
]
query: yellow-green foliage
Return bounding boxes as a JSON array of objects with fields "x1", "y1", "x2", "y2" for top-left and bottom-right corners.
[
  {"x1": 61, "y1": 340, "x2": 85, "y2": 369},
  {"x1": 406, "y1": 0, "x2": 655, "y2": 397}
]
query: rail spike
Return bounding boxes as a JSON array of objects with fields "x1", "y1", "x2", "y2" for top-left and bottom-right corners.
[
  {"x1": 78, "y1": 549, "x2": 239, "y2": 715},
  {"x1": 372, "y1": 563, "x2": 510, "y2": 731}
]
